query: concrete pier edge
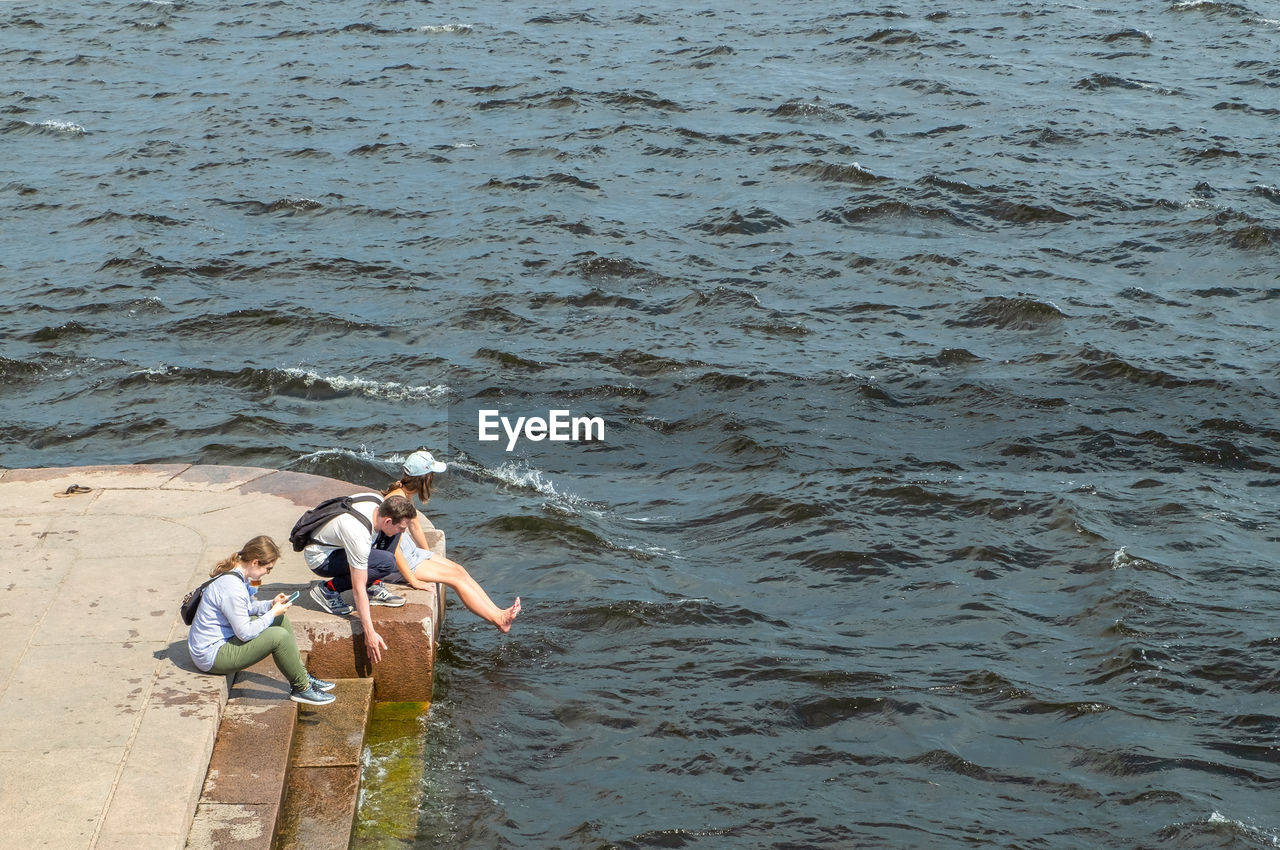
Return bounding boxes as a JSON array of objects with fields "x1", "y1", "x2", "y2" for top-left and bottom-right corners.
[{"x1": 0, "y1": 464, "x2": 443, "y2": 849}]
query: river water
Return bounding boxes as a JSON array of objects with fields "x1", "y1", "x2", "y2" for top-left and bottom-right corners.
[{"x1": 4, "y1": 0, "x2": 1279, "y2": 847}]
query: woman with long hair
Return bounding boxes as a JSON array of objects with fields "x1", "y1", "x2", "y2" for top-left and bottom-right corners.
[
  {"x1": 186, "y1": 535, "x2": 336, "y2": 705},
  {"x1": 383, "y1": 450, "x2": 521, "y2": 633}
]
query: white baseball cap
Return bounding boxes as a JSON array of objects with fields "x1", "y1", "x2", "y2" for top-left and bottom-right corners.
[{"x1": 403, "y1": 449, "x2": 447, "y2": 476}]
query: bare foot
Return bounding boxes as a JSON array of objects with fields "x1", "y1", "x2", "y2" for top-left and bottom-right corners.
[{"x1": 496, "y1": 597, "x2": 522, "y2": 633}]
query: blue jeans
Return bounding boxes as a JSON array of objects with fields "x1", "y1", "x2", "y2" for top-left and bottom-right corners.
[{"x1": 312, "y1": 531, "x2": 400, "y2": 592}]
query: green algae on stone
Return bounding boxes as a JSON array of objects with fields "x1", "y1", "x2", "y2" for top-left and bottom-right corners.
[{"x1": 352, "y1": 701, "x2": 430, "y2": 847}]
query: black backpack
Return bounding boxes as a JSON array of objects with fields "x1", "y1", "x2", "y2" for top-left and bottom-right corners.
[
  {"x1": 180, "y1": 573, "x2": 233, "y2": 625},
  {"x1": 287, "y1": 493, "x2": 382, "y2": 552}
]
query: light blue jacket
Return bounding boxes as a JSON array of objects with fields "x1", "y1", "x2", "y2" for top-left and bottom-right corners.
[{"x1": 186, "y1": 569, "x2": 274, "y2": 672}]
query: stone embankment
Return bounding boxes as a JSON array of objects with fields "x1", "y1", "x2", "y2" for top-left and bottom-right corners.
[{"x1": 0, "y1": 464, "x2": 442, "y2": 849}]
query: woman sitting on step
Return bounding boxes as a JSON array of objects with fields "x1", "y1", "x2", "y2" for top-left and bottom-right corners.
[{"x1": 186, "y1": 535, "x2": 336, "y2": 705}]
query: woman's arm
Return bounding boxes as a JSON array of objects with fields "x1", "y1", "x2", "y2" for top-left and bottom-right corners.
[
  {"x1": 394, "y1": 545, "x2": 433, "y2": 591},
  {"x1": 408, "y1": 515, "x2": 432, "y2": 551},
  {"x1": 213, "y1": 579, "x2": 273, "y2": 642}
]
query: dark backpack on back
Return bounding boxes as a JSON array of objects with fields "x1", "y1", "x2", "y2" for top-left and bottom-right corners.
[
  {"x1": 180, "y1": 573, "x2": 233, "y2": 625},
  {"x1": 287, "y1": 493, "x2": 382, "y2": 552}
]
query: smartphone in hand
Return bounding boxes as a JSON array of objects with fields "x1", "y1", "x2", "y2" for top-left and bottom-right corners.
[{"x1": 286, "y1": 590, "x2": 300, "y2": 603}]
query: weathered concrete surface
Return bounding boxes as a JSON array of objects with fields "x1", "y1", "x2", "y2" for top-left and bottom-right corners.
[{"x1": 0, "y1": 464, "x2": 443, "y2": 850}]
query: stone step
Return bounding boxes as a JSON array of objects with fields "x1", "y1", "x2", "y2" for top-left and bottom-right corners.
[
  {"x1": 275, "y1": 677, "x2": 375, "y2": 850},
  {"x1": 186, "y1": 656, "x2": 300, "y2": 849},
  {"x1": 187, "y1": 650, "x2": 379, "y2": 850}
]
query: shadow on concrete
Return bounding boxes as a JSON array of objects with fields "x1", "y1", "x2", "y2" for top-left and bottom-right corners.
[
  {"x1": 158, "y1": 639, "x2": 201, "y2": 672},
  {"x1": 256, "y1": 580, "x2": 326, "y2": 614},
  {"x1": 230, "y1": 669, "x2": 294, "y2": 702}
]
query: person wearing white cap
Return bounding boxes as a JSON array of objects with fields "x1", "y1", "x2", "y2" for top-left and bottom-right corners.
[{"x1": 381, "y1": 449, "x2": 521, "y2": 633}]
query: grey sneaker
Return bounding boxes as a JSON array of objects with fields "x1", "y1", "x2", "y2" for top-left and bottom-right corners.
[
  {"x1": 368, "y1": 582, "x2": 406, "y2": 607},
  {"x1": 310, "y1": 582, "x2": 353, "y2": 616},
  {"x1": 290, "y1": 685, "x2": 336, "y2": 706},
  {"x1": 308, "y1": 674, "x2": 336, "y2": 693}
]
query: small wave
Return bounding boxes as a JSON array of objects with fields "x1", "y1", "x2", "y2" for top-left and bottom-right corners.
[
  {"x1": 783, "y1": 548, "x2": 924, "y2": 577},
  {"x1": 475, "y1": 348, "x2": 549, "y2": 371},
  {"x1": 1112, "y1": 546, "x2": 1137, "y2": 569},
  {"x1": 691, "y1": 207, "x2": 790, "y2": 236},
  {"x1": 769, "y1": 98, "x2": 879, "y2": 122},
  {"x1": 1253, "y1": 184, "x2": 1280, "y2": 204},
  {"x1": 488, "y1": 461, "x2": 563, "y2": 498},
  {"x1": 946, "y1": 295, "x2": 1066, "y2": 330},
  {"x1": 907, "y1": 123, "x2": 968, "y2": 138},
  {"x1": 482, "y1": 514, "x2": 620, "y2": 553},
  {"x1": 77, "y1": 210, "x2": 184, "y2": 227},
  {"x1": 289, "y1": 447, "x2": 389, "y2": 483},
  {"x1": 118, "y1": 364, "x2": 451, "y2": 403},
  {"x1": 821, "y1": 199, "x2": 971, "y2": 229},
  {"x1": 693, "y1": 370, "x2": 768, "y2": 392},
  {"x1": 348, "y1": 142, "x2": 411, "y2": 157},
  {"x1": 915, "y1": 348, "x2": 983, "y2": 367},
  {"x1": 568, "y1": 254, "x2": 656, "y2": 281},
  {"x1": 27, "y1": 321, "x2": 96, "y2": 342},
  {"x1": 598, "y1": 349, "x2": 698, "y2": 377},
  {"x1": 1068, "y1": 350, "x2": 1225, "y2": 389},
  {"x1": 455, "y1": 305, "x2": 538, "y2": 332},
  {"x1": 481, "y1": 173, "x2": 600, "y2": 191},
  {"x1": 1012, "y1": 126, "x2": 1082, "y2": 146},
  {"x1": 1212, "y1": 100, "x2": 1280, "y2": 117},
  {"x1": 279, "y1": 368, "x2": 451, "y2": 402},
  {"x1": 214, "y1": 197, "x2": 324, "y2": 216},
  {"x1": 482, "y1": 461, "x2": 607, "y2": 515},
  {"x1": 556, "y1": 599, "x2": 786, "y2": 633},
  {"x1": 1074, "y1": 74, "x2": 1182, "y2": 95},
  {"x1": 600, "y1": 90, "x2": 685, "y2": 112},
  {"x1": 862, "y1": 27, "x2": 920, "y2": 44},
  {"x1": 1118, "y1": 286, "x2": 1188, "y2": 307},
  {"x1": 672, "y1": 286, "x2": 763, "y2": 313},
  {"x1": 1157, "y1": 813, "x2": 1280, "y2": 848},
  {"x1": 739, "y1": 320, "x2": 809, "y2": 338},
  {"x1": 983, "y1": 200, "x2": 1074, "y2": 224},
  {"x1": 710, "y1": 434, "x2": 788, "y2": 464},
  {"x1": 785, "y1": 695, "x2": 918, "y2": 729},
  {"x1": 1102, "y1": 28, "x2": 1153, "y2": 43},
  {"x1": 1170, "y1": 0, "x2": 1257, "y2": 18},
  {"x1": 527, "y1": 12, "x2": 600, "y2": 24},
  {"x1": 0, "y1": 356, "x2": 49, "y2": 386},
  {"x1": 776, "y1": 160, "x2": 888, "y2": 185},
  {"x1": 2, "y1": 119, "x2": 87, "y2": 137},
  {"x1": 695, "y1": 493, "x2": 835, "y2": 531},
  {"x1": 164, "y1": 309, "x2": 383, "y2": 336},
  {"x1": 1226, "y1": 224, "x2": 1277, "y2": 249}
]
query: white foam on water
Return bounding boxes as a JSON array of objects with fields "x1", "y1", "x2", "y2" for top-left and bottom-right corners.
[
  {"x1": 127, "y1": 365, "x2": 175, "y2": 378},
  {"x1": 295, "y1": 446, "x2": 380, "y2": 464},
  {"x1": 491, "y1": 460, "x2": 567, "y2": 499},
  {"x1": 36, "y1": 119, "x2": 87, "y2": 135},
  {"x1": 281, "y1": 367, "x2": 451, "y2": 402},
  {"x1": 489, "y1": 460, "x2": 609, "y2": 516},
  {"x1": 1205, "y1": 812, "x2": 1280, "y2": 846},
  {"x1": 417, "y1": 23, "x2": 473, "y2": 34}
]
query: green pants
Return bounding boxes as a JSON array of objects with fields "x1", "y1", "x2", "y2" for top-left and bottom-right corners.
[{"x1": 209, "y1": 614, "x2": 308, "y2": 691}]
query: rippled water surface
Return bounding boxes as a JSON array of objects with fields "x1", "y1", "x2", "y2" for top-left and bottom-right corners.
[{"x1": 4, "y1": 0, "x2": 1280, "y2": 847}]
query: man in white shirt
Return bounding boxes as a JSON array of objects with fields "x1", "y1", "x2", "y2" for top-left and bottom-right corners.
[{"x1": 304, "y1": 493, "x2": 417, "y2": 664}]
